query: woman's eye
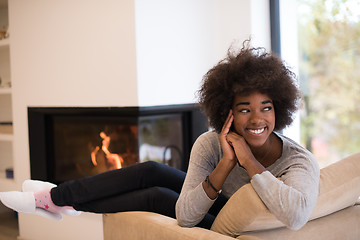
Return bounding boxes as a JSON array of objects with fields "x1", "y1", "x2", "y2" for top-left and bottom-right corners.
[
  {"x1": 239, "y1": 109, "x2": 250, "y2": 113},
  {"x1": 264, "y1": 106, "x2": 272, "y2": 111}
]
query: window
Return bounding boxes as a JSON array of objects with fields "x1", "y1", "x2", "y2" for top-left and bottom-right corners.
[
  {"x1": 272, "y1": 0, "x2": 360, "y2": 167},
  {"x1": 280, "y1": 0, "x2": 360, "y2": 168}
]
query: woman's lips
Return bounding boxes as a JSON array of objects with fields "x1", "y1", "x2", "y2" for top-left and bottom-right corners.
[{"x1": 247, "y1": 127, "x2": 266, "y2": 135}]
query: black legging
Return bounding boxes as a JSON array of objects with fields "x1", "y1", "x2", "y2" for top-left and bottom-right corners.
[{"x1": 50, "y1": 161, "x2": 228, "y2": 229}]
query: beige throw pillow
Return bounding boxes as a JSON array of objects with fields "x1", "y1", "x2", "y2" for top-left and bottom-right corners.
[{"x1": 211, "y1": 152, "x2": 360, "y2": 237}]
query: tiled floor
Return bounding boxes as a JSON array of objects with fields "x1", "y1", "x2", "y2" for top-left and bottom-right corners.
[{"x1": 0, "y1": 211, "x2": 19, "y2": 240}]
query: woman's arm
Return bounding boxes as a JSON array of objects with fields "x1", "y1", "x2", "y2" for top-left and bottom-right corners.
[
  {"x1": 251, "y1": 155, "x2": 320, "y2": 230},
  {"x1": 176, "y1": 111, "x2": 241, "y2": 227},
  {"x1": 202, "y1": 111, "x2": 238, "y2": 200},
  {"x1": 226, "y1": 127, "x2": 320, "y2": 230},
  {"x1": 175, "y1": 132, "x2": 221, "y2": 227}
]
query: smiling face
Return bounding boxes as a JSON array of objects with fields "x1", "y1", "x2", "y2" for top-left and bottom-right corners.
[{"x1": 231, "y1": 92, "x2": 275, "y2": 149}]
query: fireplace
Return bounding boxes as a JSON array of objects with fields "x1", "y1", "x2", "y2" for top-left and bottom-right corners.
[{"x1": 28, "y1": 104, "x2": 208, "y2": 184}]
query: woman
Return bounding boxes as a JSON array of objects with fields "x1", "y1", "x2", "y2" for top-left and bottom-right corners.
[
  {"x1": 176, "y1": 42, "x2": 319, "y2": 230},
  {"x1": 0, "y1": 41, "x2": 319, "y2": 231}
]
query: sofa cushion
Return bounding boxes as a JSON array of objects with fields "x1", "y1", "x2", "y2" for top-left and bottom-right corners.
[
  {"x1": 103, "y1": 211, "x2": 237, "y2": 240},
  {"x1": 211, "y1": 152, "x2": 360, "y2": 237}
]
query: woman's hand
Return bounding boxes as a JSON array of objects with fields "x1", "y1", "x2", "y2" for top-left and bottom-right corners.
[
  {"x1": 219, "y1": 110, "x2": 238, "y2": 169},
  {"x1": 203, "y1": 110, "x2": 265, "y2": 200},
  {"x1": 226, "y1": 131, "x2": 254, "y2": 167},
  {"x1": 221, "y1": 110, "x2": 266, "y2": 178},
  {"x1": 226, "y1": 131, "x2": 266, "y2": 179}
]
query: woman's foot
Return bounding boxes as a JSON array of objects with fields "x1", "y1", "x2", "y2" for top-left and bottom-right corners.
[
  {"x1": 0, "y1": 191, "x2": 62, "y2": 221},
  {"x1": 0, "y1": 191, "x2": 36, "y2": 213},
  {"x1": 22, "y1": 180, "x2": 81, "y2": 217},
  {"x1": 34, "y1": 189, "x2": 63, "y2": 214},
  {"x1": 0, "y1": 179, "x2": 82, "y2": 221}
]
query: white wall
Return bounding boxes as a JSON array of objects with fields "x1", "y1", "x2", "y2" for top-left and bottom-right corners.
[
  {"x1": 8, "y1": 0, "x2": 270, "y2": 239},
  {"x1": 251, "y1": 0, "x2": 271, "y2": 50},
  {"x1": 10, "y1": 0, "x2": 138, "y2": 108},
  {"x1": 135, "y1": 0, "x2": 220, "y2": 106},
  {"x1": 136, "y1": 0, "x2": 270, "y2": 106},
  {"x1": 9, "y1": 0, "x2": 137, "y2": 239}
]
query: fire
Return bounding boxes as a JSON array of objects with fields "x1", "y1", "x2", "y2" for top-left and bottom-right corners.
[
  {"x1": 91, "y1": 146, "x2": 100, "y2": 166},
  {"x1": 90, "y1": 131, "x2": 123, "y2": 170}
]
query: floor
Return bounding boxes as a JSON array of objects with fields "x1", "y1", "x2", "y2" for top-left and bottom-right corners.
[{"x1": 0, "y1": 210, "x2": 19, "y2": 240}]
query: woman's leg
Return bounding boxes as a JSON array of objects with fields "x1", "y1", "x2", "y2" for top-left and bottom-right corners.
[
  {"x1": 50, "y1": 160, "x2": 227, "y2": 229},
  {"x1": 73, "y1": 186, "x2": 178, "y2": 216},
  {"x1": 0, "y1": 160, "x2": 226, "y2": 228},
  {"x1": 51, "y1": 159, "x2": 227, "y2": 229},
  {"x1": 71, "y1": 185, "x2": 227, "y2": 230},
  {"x1": 51, "y1": 161, "x2": 186, "y2": 207}
]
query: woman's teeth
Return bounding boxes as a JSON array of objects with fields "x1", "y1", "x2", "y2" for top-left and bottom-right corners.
[{"x1": 248, "y1": 128, "x2": 265, "y2": 134}]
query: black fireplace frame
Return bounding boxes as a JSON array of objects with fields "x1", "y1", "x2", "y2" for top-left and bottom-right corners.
[{"x1": 28, "y1": 104, "x2": 208, "y2": 183}]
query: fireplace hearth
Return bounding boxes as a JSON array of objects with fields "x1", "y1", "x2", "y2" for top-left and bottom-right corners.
[{"x1": 28, "y1": 104, "x2": 208, "y2": 184}]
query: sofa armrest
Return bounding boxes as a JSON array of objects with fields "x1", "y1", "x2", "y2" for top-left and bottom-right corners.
[{"x1": 103, "y1": 211, "x2": 258, "y2": 240}]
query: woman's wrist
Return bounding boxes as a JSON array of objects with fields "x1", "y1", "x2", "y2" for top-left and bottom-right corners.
[
  {"x1": 205, "y1": 175, "x2": 222, "y2": 194},
  {"x1": 202, "y1": 158, "x2": 233, "y2": 200},
  {"x1": 219, "y1": 156, "x2": 237, "y2": 173}
]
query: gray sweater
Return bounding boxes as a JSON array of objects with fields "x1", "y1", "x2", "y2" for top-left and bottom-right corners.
[{"x1": 176, "y1": 131, "x2": 320, "y2": 230}]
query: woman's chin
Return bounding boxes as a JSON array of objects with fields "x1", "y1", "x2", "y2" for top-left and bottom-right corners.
[{"x1": 243, "y1": 133, "x2": 269, "y2": 148}]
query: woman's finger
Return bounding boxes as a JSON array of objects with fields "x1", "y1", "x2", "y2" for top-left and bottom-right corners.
[{"x1": 221, "y1": 110, "x2": 233, "y2": 134}]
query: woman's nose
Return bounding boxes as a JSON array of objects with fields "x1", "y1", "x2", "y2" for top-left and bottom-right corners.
[{"x1": 249, "y1": 111, "x2": 263, "y2": 124}]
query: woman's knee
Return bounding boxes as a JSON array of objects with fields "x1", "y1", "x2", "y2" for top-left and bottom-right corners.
[
  {"x1": 138, "y1": 161, "x2": 185, "y2": 192},
  {"x1": 141, "y1": 160, "x2": 161, "y2": 170},
  {"x1": 140, "y1": 161, "x2": 175, "y2": 178},
  {"x1": 140, "y1": 161, "x2": 163, "y2": 178}
]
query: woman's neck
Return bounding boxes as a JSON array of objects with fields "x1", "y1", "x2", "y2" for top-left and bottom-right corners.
[{"x1": 251, "y1": 133, "x2": 282, "y2": 168}]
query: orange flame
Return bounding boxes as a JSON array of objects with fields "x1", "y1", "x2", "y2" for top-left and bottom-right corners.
[
  {"x1": 91, "y1": 146, "x2": 100, "y2": 166},
  {"x1": 91, "y1": 131, "x2": 123, "y2": 170}
]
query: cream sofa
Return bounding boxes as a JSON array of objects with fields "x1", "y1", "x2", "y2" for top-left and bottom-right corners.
[{"x1": 103, "y1": 153, "x2": 360, "y2": 240}]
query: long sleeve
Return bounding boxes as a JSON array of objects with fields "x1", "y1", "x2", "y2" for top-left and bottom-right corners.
[
  {"x1": 175, "y1": 132, "x2": 221, "y2": 227},
  {"x1": 251, "y1": 153, "x2": 320, "y2": 230}
]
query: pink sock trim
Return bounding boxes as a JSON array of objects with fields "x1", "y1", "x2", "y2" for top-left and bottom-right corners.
[{"x1": 34, "y1": 189, "x2": 63, "y2": 214}]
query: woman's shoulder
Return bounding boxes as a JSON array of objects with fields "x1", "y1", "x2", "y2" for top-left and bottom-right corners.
[
  {"x1": 191, "y1": 130, "x2": 221, "y2": 157},
  {"x1": 274, "y1": 132, "x2": 319, "y2": 172},
  {"x1": 195, "y1": 130, "x2": 220, "y2": 145},
  {"x1": 276, "y1": 133, "x2": 314, "y2": 157}
]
